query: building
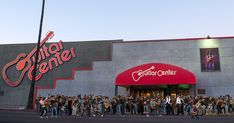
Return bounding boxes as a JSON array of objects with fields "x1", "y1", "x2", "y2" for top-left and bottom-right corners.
[{"x1": 1, "y1": 32, "x2": 234, "y2": 109}]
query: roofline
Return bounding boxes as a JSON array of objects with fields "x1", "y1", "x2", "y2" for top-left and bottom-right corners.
[
  {"x1": 121, "y1": 35, "x2": 234, "y2": 43},
  {"x1": 1, "y1": 35, "x2": 234, "y2": 45}
]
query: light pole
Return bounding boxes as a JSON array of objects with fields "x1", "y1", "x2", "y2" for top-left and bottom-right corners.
[{"x1": 27, "y1": 0, "x2": 45, "y2": 109}]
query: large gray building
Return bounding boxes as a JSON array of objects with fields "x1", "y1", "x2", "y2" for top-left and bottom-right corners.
[{"x1": 0, "y1": 34, "x2": 234, "y2": 109}]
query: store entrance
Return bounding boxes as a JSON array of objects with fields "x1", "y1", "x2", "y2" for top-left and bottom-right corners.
[{"x1": 129, "y1": 85, "x2": 190, "y2": 98}]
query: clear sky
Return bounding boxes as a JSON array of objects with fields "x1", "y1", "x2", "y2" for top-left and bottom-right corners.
[{"x1": 0, "y1": 0, "x2": 234, "y2": 44}]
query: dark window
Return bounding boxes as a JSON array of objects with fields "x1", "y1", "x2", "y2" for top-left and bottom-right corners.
[
  {"x1": 197, "y1": 89, "x2": 205, "y2": 94},
  {"x1": 0, "y1": 91, "x2": 4, "y2": 96}
]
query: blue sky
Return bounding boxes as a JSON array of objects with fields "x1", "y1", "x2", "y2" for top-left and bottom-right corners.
[{"x1": 0, "y1": 0, "x2": 234, "y2": 44}]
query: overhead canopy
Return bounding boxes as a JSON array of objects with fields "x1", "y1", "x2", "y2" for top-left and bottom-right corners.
[{"x1": 115, "y1": 63, "x2": 196, "y2": 86}]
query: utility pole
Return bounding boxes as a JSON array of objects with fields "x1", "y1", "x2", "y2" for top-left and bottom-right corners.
[{"x1": 27, "y1": 0, "x2": 45, "y2": 109}]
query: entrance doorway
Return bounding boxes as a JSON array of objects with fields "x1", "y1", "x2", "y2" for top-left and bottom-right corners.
[{"x1": 129, "y1": 85, "x2": 190, "y2": 98}]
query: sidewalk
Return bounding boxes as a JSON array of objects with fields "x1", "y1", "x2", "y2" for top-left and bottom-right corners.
[{"x1": 206, "y1": 113, "x2": 234, "y2": 116}]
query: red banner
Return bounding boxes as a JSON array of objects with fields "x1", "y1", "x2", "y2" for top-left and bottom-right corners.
[{"x1": 115, "y1": 63, "x2": 196, "y2": 86}]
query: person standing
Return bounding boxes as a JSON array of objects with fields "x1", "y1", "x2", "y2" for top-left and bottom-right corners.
[
  {"x1": 120, "y1": 96, "x2": 126, "y2": 116},
  {"x1": 68, "y1": 97, "x2": 73, "y2": 116},
  {"x1": 191, "y1": 104, "x2": 199, "y2": 119},
  {"x1": 176, "y1": 95, "x2": 182, "y2": 115},
  {"x1": 111, "y1": 97, "x2": 117, "y2": 115},
  {"x1": 137, "y1": 97, "x2": 144, "y2": 115},
  {"x1": 50, "y1": 96, "x2": 58, "y2": 118},
  {"x1": 39, "y1": 97, "x2": 48, "y2": 119},
  {"x1": 72, "y1": 97, "x2": 78, "y2": 116},
  {"x1": 150, "y1": 98, "x2": 156, "y2": 115},
  {"x1": 165, "y1": 95, "x2": 172, "y2": 115},
  {"x1": 36, "y1": 96, "x2": 42, "y2": 112}
]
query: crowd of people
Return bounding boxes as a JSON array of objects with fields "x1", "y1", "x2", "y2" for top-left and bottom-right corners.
[{"x1": 36, "y1": 94, "x2": 234, "y2": 119}]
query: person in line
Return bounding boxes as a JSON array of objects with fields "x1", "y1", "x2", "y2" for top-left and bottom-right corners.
[
  {"x1": 39, "y1": 97, "x2": 48, "y2": 119},
  {"x1": 176, "y1": 95, "x2": 183, "y2": 115},
  {"x1": 165, "y1": 95, "x2": 172, "y2": 115},
  {"x1": 191, "y1": 104, "x2": 199, "y2": 119}
]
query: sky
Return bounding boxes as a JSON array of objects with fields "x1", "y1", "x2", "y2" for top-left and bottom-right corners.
[{"x1": 0, "y1": 0, "x2": 234, "y2": 44}]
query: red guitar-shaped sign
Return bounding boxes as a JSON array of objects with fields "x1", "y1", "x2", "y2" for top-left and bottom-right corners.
[
  {"x1": 131, "y1": 66, "x2": 155, "y2": 81},
  {"x1": 2, "y1": 31, "x2": 54, "y2": 87}
]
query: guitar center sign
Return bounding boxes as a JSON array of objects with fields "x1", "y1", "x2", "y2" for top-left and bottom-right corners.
[
  {"x1": 115, "y1": 63, "x2": 196, "y2": 86},
  {"x1": 2, "y1": 31, "x2": 76, "y2": 87},
  {"x1": 131, "y1": 66, "x2": 177, "y2": 82}
]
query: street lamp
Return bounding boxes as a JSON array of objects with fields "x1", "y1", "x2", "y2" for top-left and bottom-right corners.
[{"x1": 27, "y1": 0, "x2": 45, "y2": 109}]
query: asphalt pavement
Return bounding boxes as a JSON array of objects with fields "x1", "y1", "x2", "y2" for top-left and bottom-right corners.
[{"x1": 1, "y1": 110, "x2": 234, "y2": 123}]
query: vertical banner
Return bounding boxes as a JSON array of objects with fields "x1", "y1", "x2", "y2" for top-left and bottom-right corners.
[{"x1": 200, "y1": 48, "x2": 220, "y2": 72}]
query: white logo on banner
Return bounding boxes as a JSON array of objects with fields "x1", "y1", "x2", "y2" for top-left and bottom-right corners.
[{"x1": 131, "y1": 66, "x2": 177, "y2": 82}]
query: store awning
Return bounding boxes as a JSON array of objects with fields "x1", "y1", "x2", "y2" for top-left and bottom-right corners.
[{"x1": 115, "y1": 63, "x2": 196, "y2": 86}]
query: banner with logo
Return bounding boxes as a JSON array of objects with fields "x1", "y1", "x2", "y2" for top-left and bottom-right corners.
[{"x1": 115, "y1": 63, "x2": 196, "y2": 86}]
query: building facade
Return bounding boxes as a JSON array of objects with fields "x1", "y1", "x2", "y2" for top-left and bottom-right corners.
[{"x1": 1, "y1": 34, "x2": 234, "y2": 109}]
